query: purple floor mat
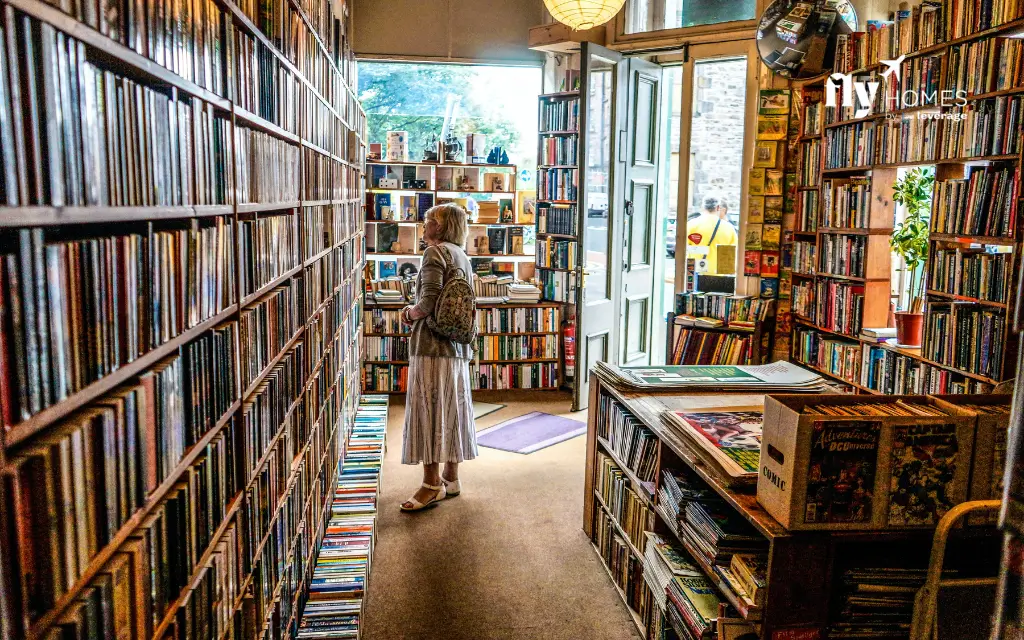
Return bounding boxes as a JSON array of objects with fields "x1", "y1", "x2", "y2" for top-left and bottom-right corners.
[{"x1": 476, "y1": 411, "x2": 586, "y2": 454}]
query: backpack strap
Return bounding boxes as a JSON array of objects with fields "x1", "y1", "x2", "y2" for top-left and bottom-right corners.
[{"x1": 435, "y1": 243, "x2": 467, "y2": 280}]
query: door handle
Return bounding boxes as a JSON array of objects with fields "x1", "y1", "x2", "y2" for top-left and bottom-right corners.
[{"x1": 623, "y1": 200, "x2": 633, "y2": 272}]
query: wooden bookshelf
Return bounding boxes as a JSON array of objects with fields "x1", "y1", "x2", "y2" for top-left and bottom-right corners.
[
  {"x1": 583, "y1": 369, "x2": 1001, "y2": 639},
  {"x1": 789, "y1": 11, "x2": 1024, "y2": 394},
  {"x1": 361, "y1": 300, "x2": 563, "y2": 394},
  {"x1": 0, "y1": 1, "x2": 367, "y2": 638}
]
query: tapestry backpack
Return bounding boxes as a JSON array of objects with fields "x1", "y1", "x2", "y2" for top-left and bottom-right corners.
[{"x1": 426, "y1": 244, "x2": 477, "y2": 344}]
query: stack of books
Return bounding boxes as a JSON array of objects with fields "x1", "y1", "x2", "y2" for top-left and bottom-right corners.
[
  {"x1": 828, "y1": 568, "x2": 948, "y2": 639},
  {"x1": 642, "y1": 532, "x2": 702, "y2": 613},
  {"x1": 473, "y1": 274, "x2": 515, "y2": 302},
  {"x1": 370, "y1": 288, "x2": 407, "y2": 303},
  {"x1": 506, "y1": 283, "x2": 542, "y2": 303},
  {"x1": 477, "y1": 201, "x2": 501, "y2": 223},
  {"x1": 666, "y1": 574, "x2": 721, "y2": 640},
  {"x1": 298, "y1": 396, "x2": 388, "y2": 639}
]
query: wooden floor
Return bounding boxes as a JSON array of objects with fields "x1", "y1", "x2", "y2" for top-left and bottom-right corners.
[{"x1": 359, "y1": 390, "x2": 643, "y2": 640}]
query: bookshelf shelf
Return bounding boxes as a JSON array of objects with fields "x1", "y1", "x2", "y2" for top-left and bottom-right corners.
[
  {"x1": 539, "y1": 90, "x2": 580, "y2": 98},
  {"x1": 241, "y1": 265, "x2": 304, "y2": 307},
  {"x1": 234, "y1": 105, "x2": 300, "y2": 143},
  {"x1": 238, "y1": 201, "x2": 302, "y2": 213},
  {"x1": 925, "y1": 290, "x2": 1009, "y2": 308},
  {"x1": 821, "y1": 165, "x2": 873, "y2": 174},
  {"x1": 929, "y1": 233, "x2": 1019, "y2": 245},
  {"x1": 0, "y1": 204, "x2": 234, "y2": 227},
  {"x1": 824, "y1": 114, "x2": 878, "y2": 129},
  {"x1": 589, "y1": 542, "x2": 647, "y2": 636},
  {"x1": 593, "y1": 490, "x2": 645, "y2": 558},
  {"x1": 596, "y1": 436, "x2": 656, "y2": 508}
]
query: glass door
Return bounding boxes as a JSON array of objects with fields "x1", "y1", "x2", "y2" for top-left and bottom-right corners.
[{"x1": 573, "y1": 42, "x2": 625, "y2": 411}]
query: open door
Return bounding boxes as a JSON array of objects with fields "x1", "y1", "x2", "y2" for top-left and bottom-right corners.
[
  {"x1": 619, "y1": 58, "x2": 663, "y2": 367},
  {"x1": 572, "y1": 42, "x2": 625, "y2": 411}
]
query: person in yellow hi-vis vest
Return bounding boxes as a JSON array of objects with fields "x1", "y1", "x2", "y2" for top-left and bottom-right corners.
[{"x1": 686, "y1": 196, "x2": 737, "y2": 274}]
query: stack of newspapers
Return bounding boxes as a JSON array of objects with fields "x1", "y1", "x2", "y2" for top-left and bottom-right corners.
[{"x1": 593, "y1": 360, "x2": 827, "y2": 392}]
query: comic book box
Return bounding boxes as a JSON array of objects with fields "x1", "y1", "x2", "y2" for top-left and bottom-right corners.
[{"x1": 758, "y1": 395, "x2": 975, "y2": 531}]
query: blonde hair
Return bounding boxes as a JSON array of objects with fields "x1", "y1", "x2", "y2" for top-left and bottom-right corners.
[{"x1": 426, "y1": 203, "x2": 468, "y2": 247}]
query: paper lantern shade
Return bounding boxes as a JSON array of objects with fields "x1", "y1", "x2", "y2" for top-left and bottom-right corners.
[{"x1": 543, "y1": 0, "x2": 626, "y2": 30}]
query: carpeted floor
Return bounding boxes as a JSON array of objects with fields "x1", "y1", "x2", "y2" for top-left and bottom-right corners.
[{"x1": 360, "y1": 391, "x2": 643, "y2": 640}]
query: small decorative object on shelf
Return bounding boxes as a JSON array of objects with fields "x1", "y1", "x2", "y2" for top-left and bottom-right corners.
[
  {"x1": 423, "y1": 133, "x2": 440, "y2": 161},
  {"x1": 444, "y1": 133, "x2": 463, "y2": 162}
]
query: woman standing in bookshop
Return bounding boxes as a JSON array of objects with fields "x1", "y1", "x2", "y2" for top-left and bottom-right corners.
[{"x1": 399, "y1": 203, "x2": 478, "y2": 511}]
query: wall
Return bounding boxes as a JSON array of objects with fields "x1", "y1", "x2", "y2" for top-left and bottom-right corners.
[{"x1": 353, "y1": 0, "x2": 546, "y2": 64}]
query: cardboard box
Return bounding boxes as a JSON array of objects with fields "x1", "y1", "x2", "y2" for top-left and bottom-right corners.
[
  {"x1": 758, "y1": 395, "x2": 975, "y2": 531},
  {"x1": 931, "y1": 394, "x2": 1012, "y2": 525}
]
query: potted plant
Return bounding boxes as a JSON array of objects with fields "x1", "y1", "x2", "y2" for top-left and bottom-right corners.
[{"x1": 890, "y1": 168, "x2": 934, "y2": 346}]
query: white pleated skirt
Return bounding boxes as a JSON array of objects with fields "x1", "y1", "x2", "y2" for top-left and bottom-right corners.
[{"x1": 402, "y1": 356, "x2": 478, "y2": 465}]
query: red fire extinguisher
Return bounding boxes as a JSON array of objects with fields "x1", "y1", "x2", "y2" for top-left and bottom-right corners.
[{"x1": 563, "y1": 316, "x2": 576, "y2": 379}]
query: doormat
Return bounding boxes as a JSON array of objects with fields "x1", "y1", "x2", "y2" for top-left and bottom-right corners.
[
  {"x1": 473, "y1": 401, "x2": 505, "y2": 420},
  {"x1": 476, "y1": 411, "x2": 586, "y2": 454}
]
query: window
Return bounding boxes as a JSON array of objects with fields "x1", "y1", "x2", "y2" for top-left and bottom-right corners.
[
  {"x1": 625, "y1": 0, "x2": 756, "y2": 35},
  {"x1": 357, "y1": 61, "x2": 542, "y2": 184}
]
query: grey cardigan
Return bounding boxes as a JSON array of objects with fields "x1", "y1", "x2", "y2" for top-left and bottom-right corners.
[{"x1": 409, "y1": 242, "x2": 475, "y2": 359}]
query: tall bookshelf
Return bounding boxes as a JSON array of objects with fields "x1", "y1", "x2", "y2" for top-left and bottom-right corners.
[
  {"x1": 789, "y1": 5, "x2": 1024, "y2": 396},
  {"x1": 0, "y1": 0, "x2": 366, "y2": 638}
]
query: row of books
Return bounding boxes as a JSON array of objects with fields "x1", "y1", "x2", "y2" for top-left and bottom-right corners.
[
  {"x1": 468, "y1": 227, "x2": 526, "y2": 257},
  {"x1": 235, "y1": 29, "x2": 299, "y2": 133},
  {"x1": 931, "y1": 163, "x2": 1019, "y2": 238},
  {"x1": 298, "y1": 396, "x2": 386, "y2": 639},
  {"x1": 796, "y1": 190, "x2": 818, "y2": 233},
  {"x1": 669, "y1": 328, "x2": 758, "y2": 367},
  {"x1": 861, "y1": 342, "x2": 994, "y2": 394},
  {"x1": 362, "y1": 363, "x2": 407, "y2": 393},
  {"x1": 818, "y1": 233, "x2": 867, "y2": 279},
  {"x1": 874, "y1": 115, "x2": 940, "y2": 165},
  {"x1": 535, "y1": 237, "x2": 577, "y2": 270},
  {"x1": 814, "y1": 279, "x2": 865, "y2": 336},
  {"x1": 672, "y1": 293, "x2": 773, "y2": 327},
  {"x1": 363, "y1": 336, "x2": 408, "y2": 362},
  {"x1": 923, "y1": 303, "x2": 1005, "y2": 378},
  {"x1": 946, "y1": 0, "x2": 1024, "y2": 40},
  {"x1": 0, "y1": 18, "x2": 233, "y2": 208},
  {"x1": 476, "y1": 306, "x2": 559, "y2": 334},
  {"x1": 793, "y1": 241, "x2": 816, "y2": 275},
  {"x1": 941, "y1": 95, "x2": 1023, "y2": 159},
  {"x1": 537, "y1": 168, "x2": 577, "y2": 202},
  {"x1": 475, "y1": 335, "x2": 557, "y2": 361},
  {"x1": 833, "y1": 4, "x2": 943, "y2": 73},
  {"x1": 472, "y1": 274, "x2": 514, "y2": 300},
  {"x1": 303, "y1": 203, "x2": 364, "y2": 261},
  {"x1": 303, "y1": 149, "x2": 335, "y2": 202},
  {"x1": 473, "y1": 362, "x2": 558, "y2": 390},
  {"x1": 0, "y1": 223, "x2": 236, "y2": 427},
  {"x1": 803, "y1": 101, "x2": 823, "y2": 136},
  {"x1": 824, "y1": 122, "x2": 875, "y2": 170},
  {"x1": 235, "y1": 127, "x2": 301, "y2": 204},
  {"x1": 239, "y1": 280, "x2": 300, "y2": 389},
  {"x1": 792, "y1": 280, "x2": 814, "y2": 320},
  {"x1": 799, "y1": 139, "x2": 821, "y2": 187},
  {"x1": 539, "y1": 97, "x2": 579, "y2": 132},
  {"x1": 878, "y1": 55, "x2": 942, "y2": 114},
  {"x1": 538, "y1": 268, "x2": 577, "y2": 303},
  {"x1": 540, "y1": 136, "x2": 578, "y2": 166},
  {"x1": 928, "y1": 247, "x2": 1011, "y2": 303},
  {"x1": 536, "y1": 204, "x2": 579, "y2": 236},
  {"x1": 239, "y1": 213, "x2": 300, "y2": 298},
  {"x1": 306, "y1": 239, "x2": 362, "y2": 316},
  {"x1": 947, "y1": 36, "x2": 1024, "y2": 97},
  {"x1": 593, "y1": 506, "x2": 652, "y2": 620},
  {"x1": 822, "y1": 177, "x2": 871, "y2": 229},
  {"x1": 596, "y1": 453, "x2": 652, "y2": 554},
  {"x1": 597, "y1": 396, "x2": 658, "y2": 486},
  {"x1": 368, "y1": 191, "x2": 434, "y2": 222},
  {"x1": 828, "y1": 568, "x2": 932, "y2": 639},
  {"x1": 793, "y1": 326, "x2": 862, "y2": 386}
]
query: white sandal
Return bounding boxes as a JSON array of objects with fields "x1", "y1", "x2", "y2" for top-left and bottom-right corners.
[
  {"x1": 400, "y1": 482, "x2": 446, "y2": 512},
  {"x1": 441, "y1": 476, "x2": 461, "y2": 498}
]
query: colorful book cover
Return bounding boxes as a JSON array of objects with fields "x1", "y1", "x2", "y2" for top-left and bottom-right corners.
[
  {"x1": 749, "y1": 168, "x2": 766, "y2": 196},
  {"x1": 759, "y1": 277, "x2": 779, "y2": 298},
  {"x1": 764, "y1": 197, "x2": 784, "y2": 223},
  {"x1": 804, "y1": 421, "x2": 880, "y2": 524},
  {"x1": 753, "y1": 141, "x2": 778, "y2": 168},
  {"x1": 760, "y1": 251, "x2": 780, "y2": 277},
  {"x1": 778, "y1": 268, "x2": 793, "y2": 299},
  {"x1": 757, "y1": 114, "x2": 789, "y2": 140},
  {"x1": 378, "y1": 261, "x2": 397, "y2": 278},
  {"x1": 761, "y1": 224, "x2": 781, "y2": 250},
  {"x1": 887, "y1": 423, "x2": 961, "y2": 526},
  {"x1": 743, "y1": 250, "x2": 761, "y2": 276},
  {"x1": 758, "y1": 89, "x2": 791, "y2": 115},
  {"x1": 499, "y1": 199, "x2": 515, "y2": 222},
  {"x1": 673, "y1": 411, "x2": 764, "y2": 474},
  {"x1": 765, "y1": 170, "x2": 784, "y2": 196},
  {"x1": 745, "y1": 224, "x2": 763, "y2": 250},
  {"x1": 748, "y1": 196, "x2": 765, "y2": 224}
]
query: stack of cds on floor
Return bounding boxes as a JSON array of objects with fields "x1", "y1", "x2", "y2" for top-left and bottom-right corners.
[{"x1": 298, "y1": 395, "x2": 388, "y2": 639}]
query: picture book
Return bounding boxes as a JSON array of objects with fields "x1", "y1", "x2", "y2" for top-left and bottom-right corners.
[
  {"x1": 765, "y1": 170, "x2": 784, "y2": 196},
  {"x1": 373, "y1": 193, "x2": 392, "y2": 220},
  {"x1": 758, "y1": 89, "x2": 791, "y2": 115},
  {"x1": 396, "y1": 225, "x2": 418, "y2": 254},
  {"x1": 778, "y1": 268, "x2": 793, "y2": 299},
  {"x1": 757, "y1": 114, "x2": 789, "y2": 140},
  {"x1": 517, "y1": 190, "x2": 536, "y2": 223},
  {"x1": 753, "y1": 141, "x2": 778, "y2": 168},
  {"x1": 760, "y1": 251, "x2": 780, "y2": 277},
  {"x1": 487, "y1": 227, "x2": 508, "y2": 255},
  {"x1": 399, "y1": 195, "x2": 417, "y2": 221},
  {"x1": 887, "y1": 423, "x2": 961, "y2": 526},
  {"x1": 749, "y1": 168, "x2": 766, "y2": 196},
  {"x1": 764, "y1": 197, "x2": 784, "y2": 223},
  {"x1": 376, "y1": 223, "x2": 399, "y2": 253},
  {"x1": 743, "y1": 250, "x2": 761, "y2": 276},
  {"x1": 759, "y1": 277, "x2": 779, "y2": 298},
  {"x1": 509, "y1": 227, "x2": 524, "y2": 255},
  {"x1": 761, "y1": 224, "x2": 781, "y2": 250},
  {"x1": 665, "y1": 409, "x2": 764, "y2": 476},
  {"x1": 378, "y1": 261, "x2": 398, "y2": 278},
  {"x1": 417, "y1": 193, "x2": 433, "y2": 220},
  {"x1": 748, "y1": 196, "x2": 765, "y2": 224},
  {"x1": 396, "y1": 258, "x2": 420, "y2": 280},
  {"x1": 745, "y1": 224, "x2": 763, "y2": 250},
  {"x1": 804, "y1": 421, "x2": 880, "y2": 524}
]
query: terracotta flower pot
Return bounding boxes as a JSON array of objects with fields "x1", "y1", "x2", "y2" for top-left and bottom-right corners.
[{"x1": 894, "y1": 312, "x2": 924, "y2": 347}]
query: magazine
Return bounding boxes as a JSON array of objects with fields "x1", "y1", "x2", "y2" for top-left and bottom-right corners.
[
  {"x1": 662, "y1": 409, "x2": 764, "y2": 481},
  {"x1": 595, "y1": 360, "x2": 826, "y2": 392}
]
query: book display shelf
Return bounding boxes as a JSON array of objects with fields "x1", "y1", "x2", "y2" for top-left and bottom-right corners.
[
  {"x1": 789, "y1": 4, "x2": 1024, "y2": 396},
  {"x1": 583, "y1": 369, "x2": 1001, "y2": 639},
  {"x1": 667, "y1": 295, "x2": 777, "y2": 366},
  {"x1": 0, "y1": 0, "x2": 367, "y2": 638},
  {"x1": 536, "y1": 89, "x2": 580, "y2": 306},
  {"x1": 363, "y1": 160, "x2": 534, "y2": 282},
  {"x1": 361, "y1": 301, "x2": 563, "y2": 394}
]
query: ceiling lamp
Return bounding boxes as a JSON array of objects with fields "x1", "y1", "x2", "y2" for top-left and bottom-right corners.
[{"x1": 543, "y1": 0, "x2": 626, "y2": 30}]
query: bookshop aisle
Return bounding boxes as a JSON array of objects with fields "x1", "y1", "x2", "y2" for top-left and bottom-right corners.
[{"x1": 360, "y1": 392, "x2": 642, "y2": 640}]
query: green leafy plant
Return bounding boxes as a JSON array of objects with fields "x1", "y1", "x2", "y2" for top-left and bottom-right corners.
[{"x1": 890, "y1": 168, "x2": 934, "y2": 313}]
